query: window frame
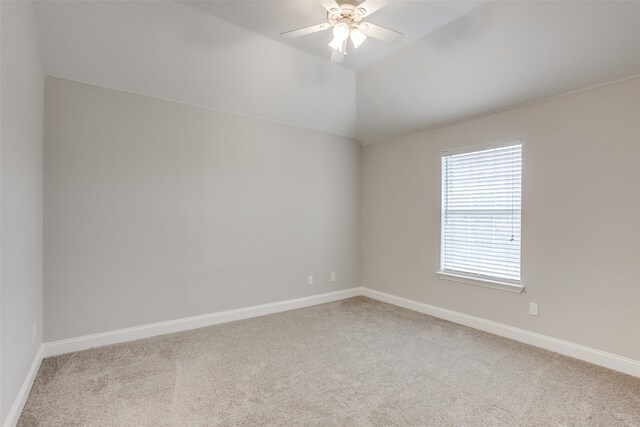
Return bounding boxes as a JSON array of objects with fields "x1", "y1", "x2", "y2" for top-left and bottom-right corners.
[{"x1": 437, "y1": 139, "x2": 524, "y2": 293}]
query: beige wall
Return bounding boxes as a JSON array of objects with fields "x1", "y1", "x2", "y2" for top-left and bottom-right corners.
[
  {"x1": 44, "y1": 78, "x2": 361, "y2": 342},
  {"x1": 40, "y1": 64, "x2": 640, "y2": 363},
  {"x1": 1, "y1": 1, "x2": 44, "y2": 421},
  {"x1": 362, "y1": 76, "x2": 640, "y2": 361}
]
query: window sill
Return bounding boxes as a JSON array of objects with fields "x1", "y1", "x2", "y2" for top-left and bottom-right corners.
[{"x1": 436, "y1": 271, "x2": 524, "y2": 294}]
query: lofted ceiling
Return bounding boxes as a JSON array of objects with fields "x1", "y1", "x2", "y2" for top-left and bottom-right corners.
[
  {"x1": 35, "y1": 0, "x2": 358, "y2": 137},
  {"x1": 34, "y1": 1, "x2": 640, "y2": 144},
  {"x1": 183, "y1": 1, "x2": 483, "y2": 71},
  {"x1": 356, "y1": 0, "x2": 640, "y2": 143}
]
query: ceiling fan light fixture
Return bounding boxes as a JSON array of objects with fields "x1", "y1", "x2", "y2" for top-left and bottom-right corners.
[
  {"x1": 332, "y1": 22, "x2": 350, "y2": 40},
  {"x1": 329, "y1": 21, "x2": 350, "y2": 51},
  {"x1": 328, "y1": 36, "x2": 344, "y2": 51},
  {"x1": 350, "y1": 28, "x2": 367, "y2": 48}
]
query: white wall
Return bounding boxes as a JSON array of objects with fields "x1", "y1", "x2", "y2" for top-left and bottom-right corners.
[
  {"x1": 362, "y1": 76, "x2": 640, "y2": 361},
  {"x1": 35, "y1": 1, "x2": 357, "y2": 138},
  {"x1": 44, "y1": 77, "x2": 361, "y2": 342},
  {"x1": 0, "y1": 1, "x2": 44, "y2": 422}
]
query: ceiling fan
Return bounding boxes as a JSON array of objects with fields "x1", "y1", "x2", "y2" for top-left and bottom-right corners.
[{"x1": 280, "y1": 0, "x2": 404, "y2": 64}]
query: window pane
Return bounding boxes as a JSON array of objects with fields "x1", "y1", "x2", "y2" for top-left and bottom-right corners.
[{"x1": 441, "y1": 142, "x2": 522, "y2": 282}]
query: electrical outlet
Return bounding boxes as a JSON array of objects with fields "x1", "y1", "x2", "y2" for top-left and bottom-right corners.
[
  {"x1": 330, "y1": 272, "x2": 336, "y2": 282},
  {"x1": 307, "y1": 275, "x2": 314, "y2": 285},
  {"x1": 529, "y1": 303, "x2": 538, "y2": 316},
  {"x1": 32, "y1": 321, "x2": 37, "y2": 346}
]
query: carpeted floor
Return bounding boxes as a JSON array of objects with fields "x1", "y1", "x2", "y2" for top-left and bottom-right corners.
[{"x1": 19, "y1": 297, "x2": 640, "y2": 426}]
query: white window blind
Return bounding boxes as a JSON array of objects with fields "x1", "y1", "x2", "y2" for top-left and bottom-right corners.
[{"x1": 441, "y1": 142, "x2": 522, "y2": 283}]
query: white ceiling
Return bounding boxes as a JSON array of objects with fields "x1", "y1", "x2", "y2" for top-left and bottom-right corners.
[
  {"x1": 183, "y1": 1, "x2": 483, "y2": 71},
  {"x1": 34, "y1": 1, "x2": 640, "y2": 144},
  {"x1": 357, "y1": 0, "x2": 640, "y2": 143},
  {"x1": 35, "y1": 1, "x2": 357, "y2": 137}
]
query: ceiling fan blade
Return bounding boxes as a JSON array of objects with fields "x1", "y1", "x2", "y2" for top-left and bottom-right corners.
[
  {"x1": 354, "y1": 0, "x2": 393, "y2": 18},
  {"x1": 330, "y1": 43, "x2": 346, "y2": 64},
  {"x1": 281, "y1": 23, "x2": 331, "y2": 39},
  {"x1": 318, "y1": 0, "x2": 341, "y2": 15},
  {"x1": 358, "y1": 23, "x2": 404, "y2": 44}
]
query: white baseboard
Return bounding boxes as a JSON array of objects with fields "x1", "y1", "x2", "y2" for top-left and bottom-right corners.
[
  {"x1": 361, "y1": 287, "x2": 640, "y2": 378},
  {"x1": 6, "y1": 288, "x2": 361, "y2": 426},
  {"x1": 3, "y1": 345, "x2": 44, "y2": 427},
  {"x1": 42, "y1": 287, "x2": 363, "y2": 358},
  {"x1": 7, "y1": 285, "x2": 639, "y2": 427}
]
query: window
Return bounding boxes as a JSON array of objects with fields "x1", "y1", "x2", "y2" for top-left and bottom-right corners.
[{"x1": 439, "y1": 141, "x2": 522, "y2": 292}]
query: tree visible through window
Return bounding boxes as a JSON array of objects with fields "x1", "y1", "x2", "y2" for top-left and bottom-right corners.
[{"x1": 440, "y1": 141, "x2": 522, "y2": 283}]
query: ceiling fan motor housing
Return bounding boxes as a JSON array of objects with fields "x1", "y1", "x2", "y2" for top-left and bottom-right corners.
[{"x1": 328, "y1": 2, "x2": 364, "y2": 29}]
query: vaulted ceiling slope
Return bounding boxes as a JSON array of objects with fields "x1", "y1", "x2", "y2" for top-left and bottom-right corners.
[
  {"x1": 357, "y1": 0, "x2": 640, "y2": 143},
  {"x1": 35, "y1": 1, "x2": 357, "y2": 137},
  {"x1": 35, "y1": 1, "x2": 640, "y2": 144}
]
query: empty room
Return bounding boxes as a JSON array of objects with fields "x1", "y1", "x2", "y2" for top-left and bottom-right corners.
[{"x1": 2, "y1": 0, "x2": 640, "y2": 425}]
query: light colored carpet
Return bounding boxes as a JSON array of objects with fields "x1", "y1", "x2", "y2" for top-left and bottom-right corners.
[{"x1": 19, "y1": 297, "x2": 640, "y2": 426}]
